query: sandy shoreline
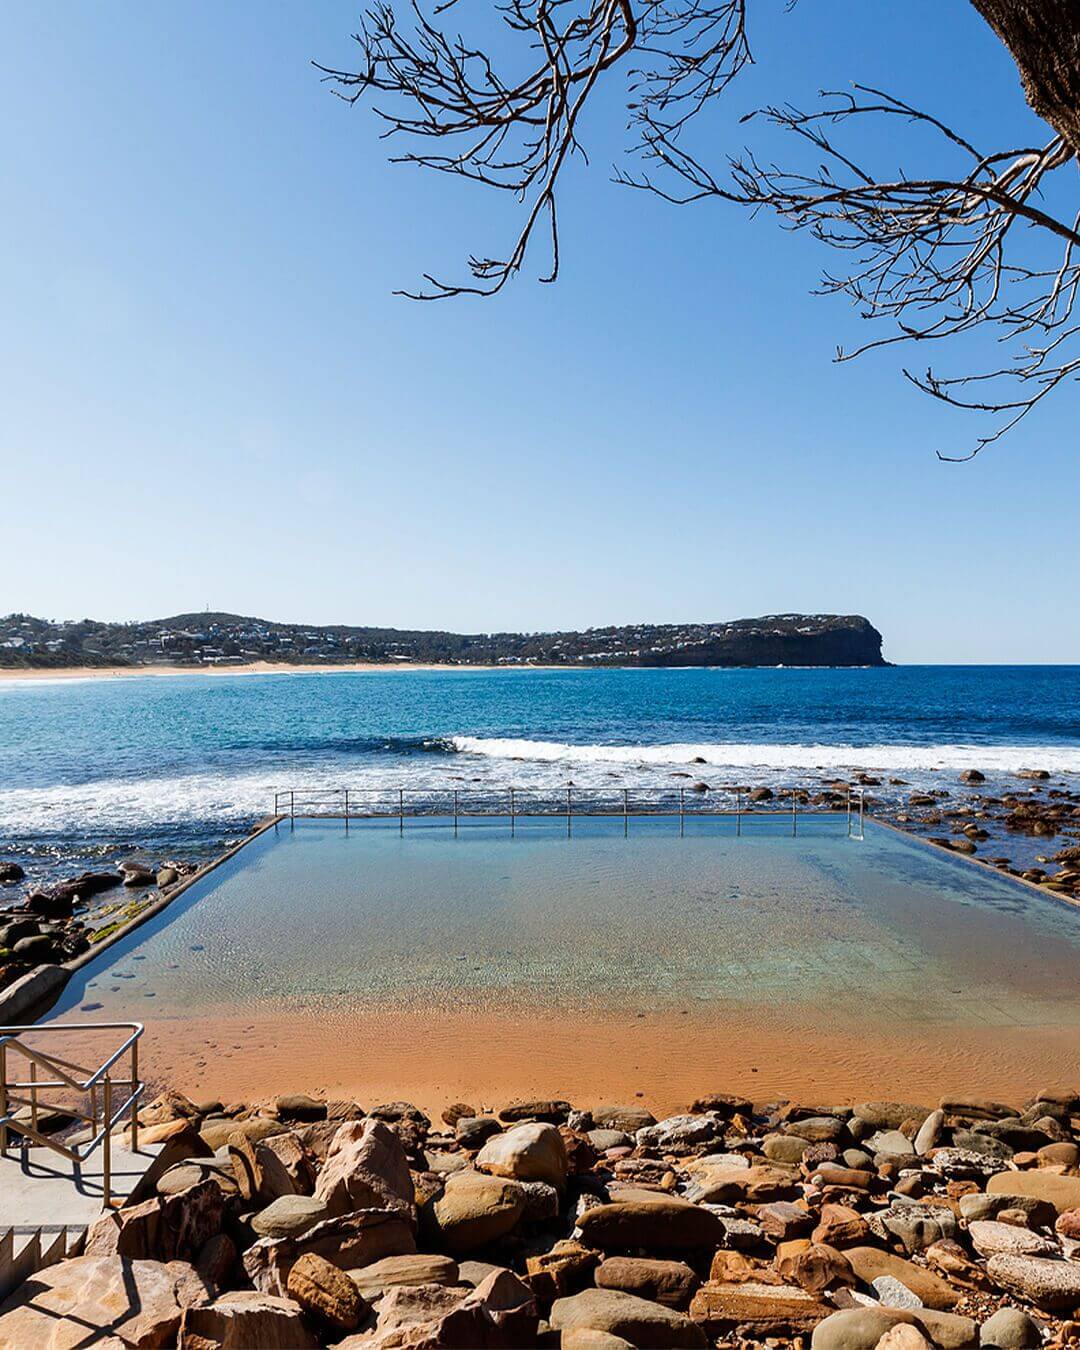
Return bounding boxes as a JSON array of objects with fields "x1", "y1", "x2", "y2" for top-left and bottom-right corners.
[
  {"x1": 0, "y1": 660, "x2": 562, "y2": 683},
  {"x1": 47, "y1": 1007, "x2": 1080, "y2": 1124}
]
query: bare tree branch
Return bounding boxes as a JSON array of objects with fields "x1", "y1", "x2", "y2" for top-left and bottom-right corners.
[
  {"x1": 320, "y1": 0, "x2": 1080, "y2": 456},
  {"x1": 317, "y1": 0, "x2": 748, "y2": 296}
]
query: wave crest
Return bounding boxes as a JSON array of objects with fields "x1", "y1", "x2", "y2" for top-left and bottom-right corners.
[{"x1": 449, "y1": 735, "x2": 1077, "y2": 773}]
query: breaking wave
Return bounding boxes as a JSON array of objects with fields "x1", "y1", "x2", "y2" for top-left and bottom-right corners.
[{"x1": 449, "y1": 735, "x2": 1077, "y2": 775}]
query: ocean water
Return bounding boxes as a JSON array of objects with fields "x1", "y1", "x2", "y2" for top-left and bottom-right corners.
[{"x1": 1, "y1": 665, "x2": 1077, "y2": 877}]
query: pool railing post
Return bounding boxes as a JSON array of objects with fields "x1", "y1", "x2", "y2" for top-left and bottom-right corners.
[
  {"x1": 0, "y1": 1040, "x2": 7, "y2": 1154},
  {"x1": 130, "y1": 1037, "x2": 139, "y2": 1153}
]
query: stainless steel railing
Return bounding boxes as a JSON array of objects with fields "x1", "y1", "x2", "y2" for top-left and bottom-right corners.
[
  {"x1": 272, "y1": 784, "x2": 868, "y2": 836},
  {"x1": 0, "y1": 1023, "x2": 144, "y2": 1209}
]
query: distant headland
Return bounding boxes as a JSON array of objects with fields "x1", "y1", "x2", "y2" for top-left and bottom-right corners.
[{"x1": 0, "y1": 611, "x2": 887, "y2": 672}]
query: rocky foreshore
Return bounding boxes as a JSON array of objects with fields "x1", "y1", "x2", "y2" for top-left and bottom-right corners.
[
  {"x1": 0, "y1": 856, "x2": 199, "y2": 1008},
  {"x1": 884, "y1": 774, "x2": 1080, "y2": 901},
  {"x1": 3, "y1": 1086, "x2": 1080, "y2": 1347}
]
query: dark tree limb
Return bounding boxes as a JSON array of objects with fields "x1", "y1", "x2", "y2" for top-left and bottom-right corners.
[
  {"x1": 969, "y1": 0, "x2": 1080, "y2": 156},
  {"x1": 321, "y1": 0, "x2": 1080, "y2": 456}
]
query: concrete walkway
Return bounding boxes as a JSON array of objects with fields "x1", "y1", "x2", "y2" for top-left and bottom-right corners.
[
  {"x1": 0, "y1": 1141, "x2": 163, "y2": 1300},
  {"x1": 0, "y1": 1141, "x2": 162, "y2": 1228}
]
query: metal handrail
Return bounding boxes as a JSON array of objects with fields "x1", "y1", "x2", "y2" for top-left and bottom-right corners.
[
  {"x1": 0, "y1": 1023, "x2": 144, "y2": 1209},
  {"x1": 271, "y1": 784, "x2": 869, "y2": 838}
]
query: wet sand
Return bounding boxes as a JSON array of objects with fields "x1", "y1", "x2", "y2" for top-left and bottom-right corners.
[{"x1": 61, "y1": 1007, "x2": 1080, "y2": 1121}]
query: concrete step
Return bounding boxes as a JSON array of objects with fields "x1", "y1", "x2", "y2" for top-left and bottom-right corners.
[
  {"x1": 0, "y1": 1140, "x2": 164, "y2": 1302},
  {"x1": 0, "y1": 1224, "x2": 88, "y2": 1303}
]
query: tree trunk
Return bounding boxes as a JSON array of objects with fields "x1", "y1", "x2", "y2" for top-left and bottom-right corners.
[{"x1": 970, "y1": 0, "x2": 1080, "y2": 155}]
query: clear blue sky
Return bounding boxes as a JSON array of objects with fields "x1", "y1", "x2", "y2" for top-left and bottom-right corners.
[{"x1": 2, "y1": 2, "x2": 1076, "y2": 663}]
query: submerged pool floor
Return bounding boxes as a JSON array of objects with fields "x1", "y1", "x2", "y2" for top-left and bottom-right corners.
[{"x1": 49, "y1": 815, "x2": 1080, "y2": 1030}]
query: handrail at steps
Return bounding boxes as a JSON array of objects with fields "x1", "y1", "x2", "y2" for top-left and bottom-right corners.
[{"x1": 0, "y1": 1022, "x2": 144, "y2": 1209}]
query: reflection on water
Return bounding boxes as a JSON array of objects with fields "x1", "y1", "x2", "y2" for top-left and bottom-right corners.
[{"x1": 47, "y1": 816, "x2": 1080, "y2": 1030}]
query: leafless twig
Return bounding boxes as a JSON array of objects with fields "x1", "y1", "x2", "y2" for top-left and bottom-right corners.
[{"x1": 320, "y1": 1, "x2": 1080, "y2": 456}]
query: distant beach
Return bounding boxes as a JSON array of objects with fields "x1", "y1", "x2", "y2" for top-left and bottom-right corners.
[{"x1": 0, "y1": 660, "x2": 552, "y2": 683}]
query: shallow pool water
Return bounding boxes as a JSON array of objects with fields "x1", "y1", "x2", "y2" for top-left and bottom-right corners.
[{"x1": 44, "y1": 814, "x2": 1080, "y2": 1032}]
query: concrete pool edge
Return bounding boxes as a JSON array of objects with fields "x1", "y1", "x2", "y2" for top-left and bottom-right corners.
[
  {"x1": 871, "y1": 814, "x2": 1080, "y2": 912},
  {"x1": 2, "y1": 821, "x2": 282, "y2": 1024},
  {"x1": 63, "y1": 815, "x2": 281, "y2": 978}
]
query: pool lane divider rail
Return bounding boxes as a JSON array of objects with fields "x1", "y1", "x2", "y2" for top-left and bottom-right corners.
[{"x1": 271, "y1": 784, "x2": 869, "y2": 839}]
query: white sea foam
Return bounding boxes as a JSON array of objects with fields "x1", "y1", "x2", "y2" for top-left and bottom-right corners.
[
  {"x1": 1, "y1": 738, "x2": 1075, "y2": 839},
  {"x1": 450, "y1": 735, "x2": 1078, "y2": 775}
]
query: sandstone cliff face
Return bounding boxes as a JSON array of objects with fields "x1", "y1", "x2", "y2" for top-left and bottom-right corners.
[{"x1": 630, "y1": 615, "x2": 887, "y2": 668}]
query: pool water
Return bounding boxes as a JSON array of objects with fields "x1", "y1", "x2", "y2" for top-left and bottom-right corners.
[{"x1": 47, "y1": 815, "x2": 1080, "y2": 1030}]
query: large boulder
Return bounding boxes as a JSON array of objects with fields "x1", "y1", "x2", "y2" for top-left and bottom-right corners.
[
  {"x1": 987, "y1": 1170, "x2": 1080, "y2": 1215},
  {"x1": 595, "y1": 1257, "x2": 698, "y2": 1310},
  {"x1": 199, "y1": 1116, "x2": 284, "y2": 1151},
  {"x1": 244, "y1": 1207, "x2": 416, "y2": 1295},
  {"x1": 430, "y1": 1169, "x2": 525, "y2": 1254},
  {"x1": 785, "y1": 1116, "x2": 847, "y2": 1143},
  {"x1": 979, "y1": 1307, "x2": 1043, "y2": 1348},
  {"x1": 499, "y1": 1099, "x2": 571, "y2": 1124},
  {"x1": 179, "y1": 1290, "x2": 318, "y2": 1348},
  {"x1": 851, "y1": 1102, "x2": 931, "y2": 1130},
  {"x1": 367, "y1": 1101, "x2": 431, "y2": 1152},
  {"x1": 276, "y1": 1093, "x2": 327, "y2": 1122},
  {"x1": 578, "y1": 1192, "x2": 725, "y2": 1251},
  {"x1": 361, "y1": 1281, "x2": 465, "y2": 1337},
  {"x1": 0, "y1": 1255, "x2": 210, "y2": 1348},
  {"x1": 0, "y1": 963, "x2": 70, "y2": 1022},
  {"x1": 636, "y1": 1114, "x2": 722, "y2": 1153},
  {"x1": 985, "y1": 1253, "x2": 1080, "y2": 1312},
  {"x1": 959, "y1": 1193, "x2": 1056, "y2": 1229},
  {"x1": 286, "y1": 1251, "x2": 367, "y2": 1331},
  {"x1": 349, "y1": 1253, "x2": 460, "y2": 1300},
  {"x1": 843, "y1": 1247, "x2": 959, "y2": 1310},
  {"x1": 686, "y1": 1162, "x2": 800, "y2": 1205},
  {"x1": 592, "y1": 1105, "x2": 658, "y2": 1134},
  {"x1": 455, "y1": 1116, "x2": 502, "y2": 1149},
  {"x1": 689, "y1": 1281, "x2": 832, "y2": 1335},
  {"x1": 526, "y1": 1240, "x2": 602, "y2": 1300},
  {"x1": 314, "y1": 1118, "x2": 414, "y2": 1216},
  {"x1": 967, "y1": 1221, "x2": 1057, "y2": 1259},
  {"x1": 551, "y1": 1288, "x2": 707, "y2": 1348},
  {"x1": 812, "y1": 1307, "x2": 978, "y2": 1350},
  {"x1": 250, "y1": 1195, "x2": 330, "y2": 1239},
  {"x1": 258, "y1": 1131, "x2": 317, "y2": 1195},
  {"x1": 812, "y1": 1307, "x2": 908, "y2": 1350},
  {"x1": 85, "y1": 1179, "x2": 224, "y2": 1263},
  {"x1": 475, "y1": 1121, "x2": 568, "y2": 1189},
  {"x1": 337, "y1": 1270, "x2": 536, "y2": 1350}
]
